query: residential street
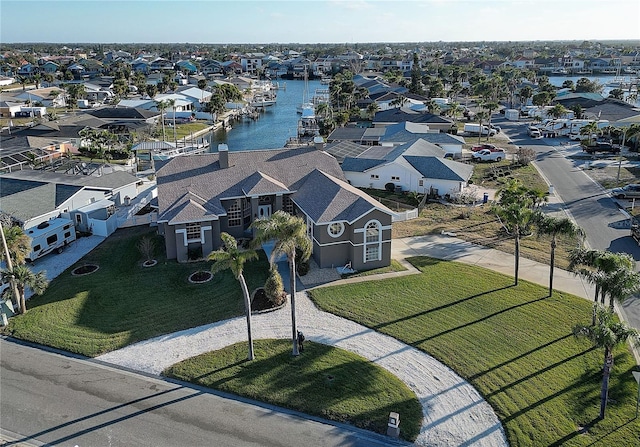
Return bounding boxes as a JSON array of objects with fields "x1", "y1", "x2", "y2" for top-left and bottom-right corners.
[
  {"x1": 0, "y1": 339, "x2": 402, "y2": 447},
  {"x1": 500, "y1": 118, "x2": 640, "y2": 330}
]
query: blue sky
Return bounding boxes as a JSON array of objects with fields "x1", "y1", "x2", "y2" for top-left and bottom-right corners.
[{"x1": 1, "y1": 0, "x2": 639, "y2": 44}]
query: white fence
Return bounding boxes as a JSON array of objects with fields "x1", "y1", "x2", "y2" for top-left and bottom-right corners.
[
  {"x1": 392, "y1": 208, "x2": 419, "y2": 222},
  {"x1": 116, "y1": 186, "x2": 158, "y2": 228}
]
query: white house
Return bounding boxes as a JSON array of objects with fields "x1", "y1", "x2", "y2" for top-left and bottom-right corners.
[{"x1": 341, "y1": 138, "x2": 473, "y2": 197}]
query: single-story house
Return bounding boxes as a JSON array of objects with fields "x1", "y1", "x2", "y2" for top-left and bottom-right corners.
[
  {"x1": 0, "y1": 170, "x2": 139, "y2": 234},
  {"x1": 156, "y1": 146, "x2": 394, "y2": 270},
  {"x1": 341, "y1": 138, "x2": 473, "y2": 197},
  {"x1": 372, "y1": 107, "x2": 455, "y2": 132},
  {"x1": 326, "y1": 122, "x2": 465, "y2": 158}
]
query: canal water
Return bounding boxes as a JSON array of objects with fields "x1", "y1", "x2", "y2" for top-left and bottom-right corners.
[
  {"x1": 206, "y1": 74, "x2": 637, "y2": 153},
  {"x1": 210, "y1": 78, "x2": 323, "y2": 151}
]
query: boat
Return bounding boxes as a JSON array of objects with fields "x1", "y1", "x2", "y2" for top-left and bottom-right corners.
[
  {"x1": 311, "y1": 88, "x2": 330, "y2": 107},
  {"x1": 250, "y1": 95, "x2": 276, "y2": 108},
  {"x1": 320, "y1": 76, "x2": 331, "y2": 85},
  {"x1": 296, "y1": 66, "x2": 314, "y2": 114},
  {"x1": 297, "y1": 104, "x2": 320, "y2": 138},
  {"x1": 550, "y1": 68, "x2": 568, "y2": 75}
]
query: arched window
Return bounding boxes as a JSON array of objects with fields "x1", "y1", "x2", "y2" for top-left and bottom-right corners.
[{"x1": 364, "y1": 220, "x2": 381, "y2": 262}]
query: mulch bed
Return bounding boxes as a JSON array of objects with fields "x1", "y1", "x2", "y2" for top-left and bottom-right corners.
[{"x1": 251, "y1": 288, "x2": 285, "y2": 312}]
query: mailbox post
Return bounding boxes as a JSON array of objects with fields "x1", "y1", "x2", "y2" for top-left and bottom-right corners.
[{"x1": 387, "y1": 412, "x2": 400, "y2": 438}]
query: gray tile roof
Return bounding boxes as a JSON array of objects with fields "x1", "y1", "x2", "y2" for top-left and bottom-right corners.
[
  {"x1": 0, "y1": 178, "x2": 84, "y2": 223},
  {"x1": 156, "y1": 147, "x2": 346, "y2": 224},
  {"x1": 341, "y1": 157, "x2": 386, "y2": 172},
  {"x1": 292, "y1": 169, "x2": 392, "y2": 224},
  {"x1": 373, "y1": 108, "x2": 453, "y2": 125},
  {"x1": 403, "y1": 156, "x2": 473, "y2": 182},
  {"x1": 0, "y1": 170, "x2": 139, "y2": 223}
]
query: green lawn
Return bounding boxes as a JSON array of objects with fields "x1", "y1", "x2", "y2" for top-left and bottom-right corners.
[
  {"x1": 2, "y1": 227, "x2": 270, "y2": 357},
  {"x1": 163, "y1": 339, "x2": 423, "y2": 442},
  {"x1": 308, "y1": 257, "x2": 640, "y2": 447}
]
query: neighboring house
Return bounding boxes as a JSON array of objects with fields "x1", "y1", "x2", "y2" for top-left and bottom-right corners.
[
  {"x1": 40, "y1": 61, "x2": 60, "y2": 73},
  {"x1": 149, "y1": 57, "x2": 174, "y2": 71},
  {"x1": 17, "y1": 63, "x2": 36, "y2": 76},
  {"x1": 326, "y1": 122, "x2": 465, "y2": 157},
  {"x1": 372, "y1": 107, "x2": 454, "y2": 132},
  {"x1": 0, "y1": 100, "x2": 23, "y2": 118},
  {"x1": 155, "y1": 146, "x2": 394, "y2": 270},
  {"x1": 340, "y1": 138, "x2": 473, "y2": 197},
  {"x1": 0, "y1": 170, "x2": 139, "y2": 236},
  {"x1": 173, "y1": 87, "x2": 212, "y2": 110},
  {"x1": 14, "y1": 87, "x2": 65, "y2": 107}
]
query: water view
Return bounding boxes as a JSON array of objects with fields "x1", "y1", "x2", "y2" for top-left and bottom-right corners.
[
  {"x1": 210, "y1": 78, "x2": 323, "y2": 151},
  {"x1": 206, "y1": 74, "x2": 638, "y2": 154}
]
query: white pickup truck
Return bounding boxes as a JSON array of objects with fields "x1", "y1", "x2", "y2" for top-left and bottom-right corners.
[{"x1": 472, "y1": 149, "x2": 506, "y2": 162}]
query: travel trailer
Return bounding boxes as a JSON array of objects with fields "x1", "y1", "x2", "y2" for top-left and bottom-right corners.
[
  {"x1": 568, "y1": 120, "x2": 610, "y2": 140},
  {"x1": 25, "y1": 217, "x2": 77, "y2": 262}
]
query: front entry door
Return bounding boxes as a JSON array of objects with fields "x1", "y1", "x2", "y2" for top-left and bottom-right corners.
[{"x1": 258, "y1": 205, "x2": 272, "y2": 219}]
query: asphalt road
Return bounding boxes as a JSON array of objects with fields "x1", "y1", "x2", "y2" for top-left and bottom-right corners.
[
  {"x1": 0, "y1": 338, "x2": 404, "y2": 447},
  {"x1": 500, "y1": 118, "x2": 640, "y2": 330}
]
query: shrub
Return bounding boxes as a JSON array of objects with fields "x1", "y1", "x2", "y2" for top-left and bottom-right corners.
[
  {"x1": 137, "y1": 236, "x2": 156, "y2": 262},
  {"x1": 264, "y1": 267, "x2": 286, "y2": 306},
  {"x1": 516, "y1": 147, "x2": 536, "y2": 165}
]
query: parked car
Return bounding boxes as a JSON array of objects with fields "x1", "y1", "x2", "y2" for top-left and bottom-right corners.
[
  {"x1": 582, "y1": 141, "x2": 620, "y2": 154},
  {"x1": 472, "y1": 149, "x2": 506, "y2": 162},
  {"x1": 471, "y1": 143, "x2": 503, "y2": 152},
  {"x1": 528, "y1": 126, "x2": 542, "y2": 138},
  {"x1": 611, "y1": 184, "x2": 640, "y2": 199}
]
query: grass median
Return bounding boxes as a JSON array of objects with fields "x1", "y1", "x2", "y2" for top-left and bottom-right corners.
[
  {"x1": 164, "y1": 339, "x2": 423, "y2": 442},
  {"x1": 308, "y1": 256, "x2": 640, "y2": 446}
]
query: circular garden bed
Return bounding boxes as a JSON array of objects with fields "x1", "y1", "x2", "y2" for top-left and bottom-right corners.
[
  {"x1": 72, "y1": 264, "x2": 99, "y2": 276},
  {"x1": 188, "y1": 270, "x2": 213, "y2": 284}
]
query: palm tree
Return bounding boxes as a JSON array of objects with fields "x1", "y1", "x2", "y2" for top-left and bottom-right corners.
[
  {"x1": 580, "y1": 121, "x2": 599, "y2": 146},
  {"x1": 493, "y1": 180, "x2": 543, "y2": 286},
  {"x1": 568, "y1": 249, "x2": 639, "y2": 323},
  {"x1": 548, "y1": 104, "x2": 569, "y2": 120},
  {"x1": 475, "y1": 110, "x2": 489, "y2": 145},
  {"x1": 535, "y1": 215, "x2": 584, "y2": 297},
  {"x1": 166, "y1": 98, "x2": 177, "y2": 142},
  {"x1": 1, "y1": 224, "x2": 31, "y2": 266},
  {"x1": 251, "y1": 211, "x2": 311, "y2": 356},
  {"x1": 481, "y1": 101, "x2": 499, "y2": 141},
  {"x1": 155, "y1": 100, "x2": 168, "y2": 142},
  {"x1": 573, "y1": 305, "x2": 639, "y2": 419},
  {"x1": 208, "y1": 232, "x2": 258, "y2": 360},
  {"x1": 1, "y1": 264, "x2": 48, "y2": 314},
  {"x1": 366, "y1": 102, "x2": 379, "y2": 120}
]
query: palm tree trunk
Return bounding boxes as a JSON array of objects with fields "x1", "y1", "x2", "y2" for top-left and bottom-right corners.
[
  {"x1": 600, "y1": 347, "x2": 613, "y2": 419},
  {"x1": 549, "y1": 238, "x2": 556, "y2": 297},
  {"x1": 514, "y1": 232, "x2": 520, "y2": 286},
  {"x1": 289, "y1": 254, "x2": 299, "y2": 356},
  {"x1": 239, "y1": 274, "x2": 255, "y2": 360},
  {"x1": 18, "y1": 288, "x2": 26, "y2": 315},
  {"x1": 592, "y1": 285, "x2": 600, "y2": 326}
]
